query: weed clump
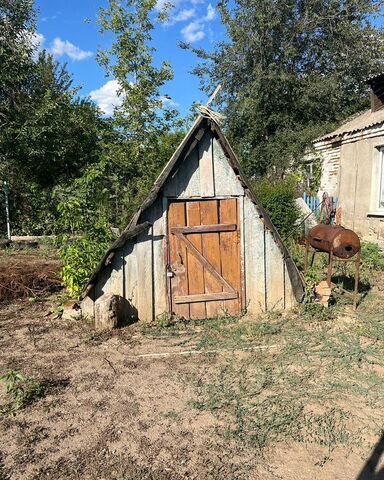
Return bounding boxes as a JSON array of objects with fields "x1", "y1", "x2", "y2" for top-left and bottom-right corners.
[
  {"x1": 0, "y1": 370, "x2": 47, "y2": 415},
  {"x1": 299, "y1": 302, "x2": 336, "y2": 322}
]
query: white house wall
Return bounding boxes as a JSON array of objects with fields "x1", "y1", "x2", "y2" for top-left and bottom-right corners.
[{"x1": 314, "y1": 141, "x2": 341, "y2": 198}]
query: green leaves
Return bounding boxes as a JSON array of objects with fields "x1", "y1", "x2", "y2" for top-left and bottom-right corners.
[
  {"x1": 252, "y1": 175, "x2": 300, "y2": 239},
  {"x1": 0, "y1": 369, "x2": 47, "y2": 415},
  {"x1": 188, "y1": 0, "x2": 384, "y2": 177},
  {"x1": 0, "y1": 370, "x2": 25, "y2": 394},
  {"x1": 0, "y1": 38, "x2": 107, "y2": 234}
]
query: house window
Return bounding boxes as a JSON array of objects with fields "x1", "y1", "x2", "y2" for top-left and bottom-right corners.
[
  {"x1": 380, "y1": 149, "x2": 384, "y2": 210},
  {"x1": 368, "y1": 147, "x2": 384, "y2": 216}
]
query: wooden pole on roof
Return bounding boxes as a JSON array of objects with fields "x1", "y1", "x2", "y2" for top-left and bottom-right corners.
[{"x1": 206, "y1": 85, "x2": 221, "y2": 106}]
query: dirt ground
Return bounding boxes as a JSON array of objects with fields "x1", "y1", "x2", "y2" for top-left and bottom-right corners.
[{"x1": 1, "y1": 253, "x2": 384, "y2": 479}]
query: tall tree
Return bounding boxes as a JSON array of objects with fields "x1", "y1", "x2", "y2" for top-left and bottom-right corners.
[
  {"x1": 0, "y1": 0, "x2": 35, "y2": 132},
  {"x1": 0, "y1": 0, "x2": 106, "y2": 234},
  {"x1": 0, "y1": 50, "x2": 106, "y2": 233},
  {"x1": 96, "y1": 0, "x2": 184, "y2": 225},
  {"x1": 184, "y1": 0, "x2": 384, "y2": 177}
]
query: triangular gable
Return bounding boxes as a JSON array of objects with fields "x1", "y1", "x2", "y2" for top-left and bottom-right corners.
[{"x1": 83, "y1": 115, "x2": 304, "y2": 302}]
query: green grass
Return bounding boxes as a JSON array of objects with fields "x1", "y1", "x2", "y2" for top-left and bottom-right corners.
[
  {"x1": 141, "y1": 310, "x2": 283, "y2": 352},
  {"x1": 139, "y1": 240, "x2": 384, "y2": 463},
  {"x1": 189, "y1": 291, "x2": 384, "y2": 461}
]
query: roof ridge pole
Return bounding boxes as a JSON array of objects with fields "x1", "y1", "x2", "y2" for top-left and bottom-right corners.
[{"x1": 206, "y1": 85, "x2": 221, "y2": 107}]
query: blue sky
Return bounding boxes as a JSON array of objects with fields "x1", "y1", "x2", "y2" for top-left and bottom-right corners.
[{"x1": 34, "y1": 0, "x2": 224, "y2": 116}]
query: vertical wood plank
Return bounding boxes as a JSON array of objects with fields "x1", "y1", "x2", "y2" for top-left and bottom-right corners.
[
  {"x1": 199, "y1": 133, "x2": 215, "y2": 197},
  {"x1": 265, "y1": 230, "x2": 285, "y2": 311},
  {"x1": 186, "y1": 202, "x2": 206, "y2": 319},
  {"x1": 219, "y1": 198, "x2": 241, "y2": 316},
  {"x1": 136, "y1": 228, "x2": 154, "y2": 321},
  {"x1": 284, "y1": 263, "x2": 296, "y2": 309},
  {"x1": 212, "y1": 137, "x2": 243, "y2": 196},
  {"x1": 239, "y1": 195, "x2": 246, "y2": 311},
  {"x1": 152, "y1": 199, "x2": 167, "y2": 319},
  {"x1": 168, "y1": 202, "x2": 190, "y2": 318},
  {"x1": 109, "y1": 250, "x2": 124, "y2": 297},
  {"x1": 163, "y1": 148, "x2": 201, "y2": 198},
  {"x1": 244, "y1": 196, "x2": 266, "y2": 314},
  {"x1": 200, "y1": 200, "x2": 222, "y2": 317},
  {"x1": 124, "y1": 240, "x2": 138, "y2": 307}
]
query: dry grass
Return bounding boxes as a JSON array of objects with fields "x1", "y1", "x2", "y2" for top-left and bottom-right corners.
[{"x1": 0, "y1": 252, "x2": 61, "y2": 303}]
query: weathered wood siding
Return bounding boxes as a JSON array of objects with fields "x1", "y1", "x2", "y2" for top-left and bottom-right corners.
[
  {"x1": 163, "y1": 132, "x2": 243, "y2": 199},
  {"x1": 89, "y1": 130, "x2": 298, "y2": 323},
  {"x1": 243, "y1": 196, "x2": 297, "y2": 314},
  {"x1": 244, "y1": 195, "x2": 266, "y2": 313}
]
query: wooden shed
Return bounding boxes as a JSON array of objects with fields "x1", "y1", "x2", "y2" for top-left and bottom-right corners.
[{"x1": 81, "y1": 114, "x2": 304, "y2": 325}]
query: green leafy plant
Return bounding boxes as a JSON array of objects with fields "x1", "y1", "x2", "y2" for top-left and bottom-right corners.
[
  {"x1": 51, "y1": 305, "x2": 64, "y2": 320},
  {"x1": 299, "y1": 302, "x2": 336, "y2": 322},
  {"x1": 360, "y1": 242, "x2": 384, "y2": 271},
  {"x1": 58, "y1": 233, "x2": 112, "y2": 298},
  {"x1": 0, "y1": 370, "x2": 46, "y2": 415},
  {"x1": 252, "y1": 176, "x2": 301, "y2": 239}
]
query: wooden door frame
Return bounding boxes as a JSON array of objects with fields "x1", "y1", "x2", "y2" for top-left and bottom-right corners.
[{"x1": 164, "y1": 196, "x2": 246, "y2": 315}]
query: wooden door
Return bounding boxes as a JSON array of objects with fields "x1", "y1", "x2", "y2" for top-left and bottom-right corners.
[{"x1": 167, "y1": 199, "x2": 241, "y2": 319}]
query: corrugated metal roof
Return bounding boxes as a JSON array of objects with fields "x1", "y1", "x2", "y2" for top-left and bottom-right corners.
[{"x1": 315, "y1": 107, "x2": 384, "y2": 142}]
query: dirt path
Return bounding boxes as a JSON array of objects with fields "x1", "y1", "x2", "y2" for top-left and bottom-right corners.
[{"x1": 1, "y1": 296, "x2": 384, "y2": 479}]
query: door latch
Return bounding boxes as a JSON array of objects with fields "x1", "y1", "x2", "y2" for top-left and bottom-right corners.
[{"x1": 166, "y1": 265, "x2": 175, "y2": 278}]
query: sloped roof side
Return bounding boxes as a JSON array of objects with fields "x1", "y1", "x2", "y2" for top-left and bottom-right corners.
[
  {"x1": 83, "y1": 114, "x2": 305, "y2": 302},
  {"x1": 316, "y1": 108, "x2": 384, "y2": 142}
]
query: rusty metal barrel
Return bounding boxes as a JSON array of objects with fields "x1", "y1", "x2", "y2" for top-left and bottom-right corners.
[{"x1": 307, "y1": 225, "x2": 361, "y2": 259}]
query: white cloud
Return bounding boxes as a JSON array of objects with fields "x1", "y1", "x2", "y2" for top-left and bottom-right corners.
[
  {"x1": 89, "y1": 80, "x2": 123, "y2": 116},
  {"x1": 190, "y1": 0, "x2": 205, "y2": 4},
  {"x1": 50, "y1": 37, "x2": 92, "y2": 61},
  {"x1": 181, "y1": 4, "x2": 215, "y2": 43},
  {"x1": 167, "y1": 8, "x2": 196, "y2": 25},
  {"x1": 160, "y1": 95, "x2": 179, "y2": 108},
  {"x1": 155, "y1": 0, "x2": 179, "y2": 12},
  {"x1": 30, "y1": 32, "x2": 45, "y2": 50},
  {"x1": 204, "y1": 3, "x2": 216, "y2": 21},
  {"x1": 181, "y1": 20, "x2": 205, "y2": 42},
  {"x1": 41, "y1": 11, "x2": 60, "y2": 22}
]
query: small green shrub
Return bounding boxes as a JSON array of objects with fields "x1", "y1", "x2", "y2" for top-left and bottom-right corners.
[
  {"x1": 360, "y1": 242, "x2": 384, "y2": 271},
  {"x1": 155, "y1": 311, "x2": 177, "y2": 328},
  {"x1": 54, "y1": 173, "x2": 115, "y2": 298},
  {"x1": 245, "y1": 321, "x2": 281, "y2": 337},
  {"x1": 58, "y1": 231, "x2": 112, "y2": 298},
  {"x1": 252, "y1": 176, "x2": 301, "y2": 239},
  {"x1": 0, "y1": 370, "x2": 46, "y2": 415},
  {"x1": 300, "y1": 302, "x2": 336, "y2": 322}
]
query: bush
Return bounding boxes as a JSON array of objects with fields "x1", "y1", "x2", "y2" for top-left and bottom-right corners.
[
  {"x1": 252, "y1": 176, "x2": 301, "y2": 239},
  {"x1": 55, "y1": 183, "x2": 114, "y2": 298},
  {"x1": 360, "y1": 242, "x2": 384, "y2": 271},
  {"x1": 58, "y1": 226, "x2": 113, "y2": 298}
]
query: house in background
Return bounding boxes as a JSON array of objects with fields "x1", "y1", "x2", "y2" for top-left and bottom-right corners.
[{"x1": 313, "y1": 74, "x2": 384, "y2": 247}]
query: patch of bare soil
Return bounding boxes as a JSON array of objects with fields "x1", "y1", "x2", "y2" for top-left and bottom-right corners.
[
  {"x1": 0, "y1": 296, "x2": 383, "y2": 480},
  {"x1": 0, "y1": 250, "x2": 383, "y2": 480}
]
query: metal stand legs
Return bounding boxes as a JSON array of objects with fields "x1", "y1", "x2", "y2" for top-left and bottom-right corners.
[{"x1": 304, "y1": 244, "x2": 360, "y2": 310}]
